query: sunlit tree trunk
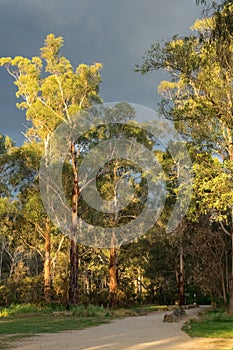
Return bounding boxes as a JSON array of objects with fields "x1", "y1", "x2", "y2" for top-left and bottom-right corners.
[
  {"x1": 44, "y1": 217, "x2": 51, "y2": 303},
  {"x1": 178, "y1": 245, "x2": 185, "y2": 306},
  {"x1": 0, "y1": 240, "x2": 4, "y2": 282},
  {"x1": 228, "y1": 136, "x2": 233, "y2": 314},
  {"x1": 109, "y1": 164, "x2": 120, "y2": 307},
  {"x1": 109, "y1": 232, "x2": 118, "y2": 307},
  {"x1": 220, "y1": 265, "x2": 227, "y2": 305},
  {"x1": 68, "y1": 142, "x2": 79, "y2": 306},
  {"x1": 228, "y1": 227, "x2": 233, "y2": 314},
  {"x1": 44, "y1": 138, "x2": 52, "y2": 303}
]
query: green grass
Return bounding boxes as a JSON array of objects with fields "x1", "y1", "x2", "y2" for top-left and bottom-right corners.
[
  {"x1": 0, "y1": 304, "x2": 111, "y2": 334},
  {"x1": 183, "y1": 309, "x2": 233, "y2": 338},
  {"x1": 0, "y1": 303, "x2": 166, "y2": 348},
  {"x1": 0, "y1": 304, "x2": 111, "y2": 349}
]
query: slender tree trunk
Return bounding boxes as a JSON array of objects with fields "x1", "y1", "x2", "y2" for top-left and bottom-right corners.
[
  {"x1": 0, "y1": 240, "x2": 4, "y2": 282},
  {"x1": 44, "y1": 217, "x2": 51, "y2": 303},
  {"x1": 226, "y1": 251, "x2": 229, "y2": 294},
  {"x1": 85, "y1": 271, "x2": 90, "y2": 295},
  {"x1": 229, "y1": 280, "x2": 233, "y2": 314},
  {"x1": 228, "y1": 229, "x2": 233, "y2": 314},
  {"x1": 178, "y1": 245, "x2": 185, "y2": 306},
  {"x1": 109, "y1": 165, "x2": 120, "y2": 307},
  {"x1": 109, "y1": 232, "x2": 118, "y2": 307},
  {"x1": 68, "y1": 142, "x2": 79, "y2": 306},
  {"x1": 69, "y1": 236, "x2": 78, "y2": 305},
  {"x1": 226, "y1": 131, "x2": 233, "y2": 313},
  {"x1": 227, "y1": 131, "x2": 233, "y2": 312},
  {"x1": 220, "y1": 264, "x2": 227, "y2": 305},
  {"x1": 44, "y1": 137, "x2": 52, "y2": 303}
]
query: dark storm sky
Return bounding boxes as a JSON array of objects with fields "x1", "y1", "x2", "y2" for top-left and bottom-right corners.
[{"x1": 0, "y1": 0, "x2": 203, "y2": 145}]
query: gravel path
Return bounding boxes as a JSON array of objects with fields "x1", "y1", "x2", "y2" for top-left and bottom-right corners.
[{"x1": 12, "y1": 306, "x2": 225, "y2": 350}]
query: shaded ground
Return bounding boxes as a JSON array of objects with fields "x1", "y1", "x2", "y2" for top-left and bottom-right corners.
[{"x1": 11, "y1": 306, "x2": 233, "y2": 350}]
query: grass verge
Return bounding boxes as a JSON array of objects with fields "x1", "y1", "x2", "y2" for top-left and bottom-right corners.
[
  {"x1": 182, "y1": 309, "x2": 233, "y2": 350},
  {"x1": 0, "y1": 303, "x2": 166, "y2": 349}
]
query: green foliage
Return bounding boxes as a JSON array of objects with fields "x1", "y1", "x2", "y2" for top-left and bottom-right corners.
[
  {"x1": 137, "y1": 2, "x2": 233, "y2": 227},
  {"x1": 0, "y1": 276, "x2": 44, "y2": 307},
  {"x1": 136, "y1": 1, "x2": 233, "y2": 313},
  {"x1": 0, "y1": 303, "x2": 48, "y2": 317},
  {"x1": 0, "y1": 34, "x2": 103, "y2": 307},
  {"x1": 183, "y1": 309, "x2": 233, "y2": 338},
  {"x1": 1, "y1": 11, "x2": 233, "y2": 314},
  {"x1": 0, "y1": 33, "x2": 102, "y2": 141},
  {"x1": 137, "y1": 4, "x2": 233, "y2": 144}
]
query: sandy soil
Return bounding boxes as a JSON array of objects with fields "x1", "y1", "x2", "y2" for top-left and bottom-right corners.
[{"x1": 11, "y1": 306, "x2": 233, "y2": 350}]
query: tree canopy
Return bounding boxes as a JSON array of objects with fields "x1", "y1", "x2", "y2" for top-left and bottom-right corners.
[
  {"x1": 0, "y1": 5, "x2": 233, "y2": 312},
  {"x1": 137, "y1": 2, "x2": 233, "y2": 313}
]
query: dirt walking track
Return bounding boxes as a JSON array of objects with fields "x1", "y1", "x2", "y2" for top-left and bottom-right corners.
[{"x1": 12, "y1": 306, "x2": 231, "y2": 350}]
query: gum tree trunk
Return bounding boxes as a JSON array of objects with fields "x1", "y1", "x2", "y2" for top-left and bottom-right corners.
[
  {"x1": 44, "y1": 138, "x2": 52, "y2": 303},
  {"x1": 178, "y1": 245, "x2": 185, "y2": 306},
  {"x1": 228, "y1": 137, "x2": 233, "y2": 314},
  {"x1": 68, "y1": 142, "x2": 79, "y2": 306},
  {"x1": 228, "y1": 228, "x2": 233, "y2": 314},
  {"x1": 109, "y1": 232, "x2": 118, "y2": 307},
  {"x1": 44, "y1": 217, "x2": 51, "y2": 302}
]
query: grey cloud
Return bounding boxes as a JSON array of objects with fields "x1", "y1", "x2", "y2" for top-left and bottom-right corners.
[{"x1": 0, "y1": 0, "x2": 202, "y2": 145}]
